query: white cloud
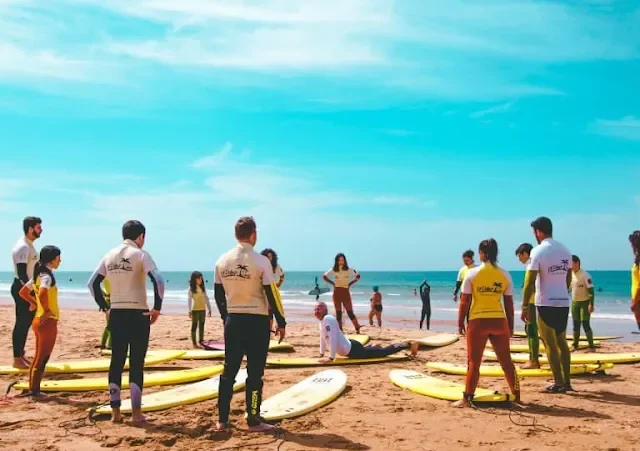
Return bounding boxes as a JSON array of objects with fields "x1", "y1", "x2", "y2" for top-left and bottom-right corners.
[
  {"x1": 593, "y1": 116, "x2": 640, "y2": 141},
  {"x1": 470, "y1": 101, "x2": 515, "y2": 118},
  {"x1": 191, "y1": 142, "x2": 233, "y2": 168}
]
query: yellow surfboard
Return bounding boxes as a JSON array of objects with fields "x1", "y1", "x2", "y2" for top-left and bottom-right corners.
[
  {"x1": 425, "y1": 361, "x2": 613, "y2": 378},
  {"x1": 390, "y1": 369, "x2": 515, "y2": 402},
  {"x1": 259, "y1": 369, "x2": 347, "y2": 421},
  {"x1": 92, "y1": 369, "x2": 248, "y2": 415},
  {"x1": 0, "y1": 350, "x2": 184, "y2": 375},
  {"x1": 100, "y1": 348, "x2": 225, "y2": 360},
  {"x1": 488, "y1": 341, "x2": 600, "y2": 353},
  {"x1": 513, "y1": 331, "x2": 621, "y2": 340},
  {"x1": 416, "y1": 333, "x2": 459, "y2": 348},
  {"x1": 266, "y1": 353, "x2": 408, "y2": 368},
  {"x1": 13, "y1": 365, "x2": 224, "y2": 392},
  {"x1": 484, "y1": 350, "x2": 640, "y2": 365},
  {"x1": 346, "y1": 334, "x2": 370, "y2": 345}
]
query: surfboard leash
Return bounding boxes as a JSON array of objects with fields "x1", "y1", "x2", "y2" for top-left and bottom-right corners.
[
  {"x1": 213, "y1": 424, "x2": 287, "y2": 450},
  {"x1": 471, "y1": 402, "x2": 553, "y2": 433},
  {"x1": 58, "y1": 407, "x2": 103, "y2": 438}
]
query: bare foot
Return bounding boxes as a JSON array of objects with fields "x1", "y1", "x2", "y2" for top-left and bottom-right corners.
[
  {"x1": 451, "y1": 399, "x2": 472, "y2": 408},
  {"x1": 215, "y1": 422, "x2": 228, "y2": 432},
  {"x1": 31, "y1": 392, "x2": 49, "y2": 401},
  {"x1": 111, "y1": 408, "x2": 123, "y2": 424},
  {"x1": 520, "y1": 360, "x2": 540, "y2": 370},
  {"x1": 410, "y1": 341, "x2": 420, "y2": 357},
  {"x1": 131, "y1": 413, "x2": 147, "y2": 426},
  {"x1": 248, "y1": 422, "x2": 276, "y2": 433},
  {"x1": 12, "y1": 358, "x2": 29, "y2": 370}
]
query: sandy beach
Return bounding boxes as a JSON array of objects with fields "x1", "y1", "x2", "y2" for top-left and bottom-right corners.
[{"x1": 1, "y1": 304, "x2": 639, "y2": 451}]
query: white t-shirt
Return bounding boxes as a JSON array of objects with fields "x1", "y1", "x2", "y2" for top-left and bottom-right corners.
[
  {"x1": 324, "y1": 267, "x2": 358, "y2": 289},
  {"x1": 528, "y1": 238, "x2": 572, "y2": 308},
  {"x1": 319, "y1": 315, "x2": 352, "y2": 359},
  {"x1": 274, "y1": 265, "x2": 284, "y2": 284},
  {"x1": 214, "y1": 242, "x2": 275, "y2": 316},
  {"x1": 12, "y1": 237, "x2": 38, "y2": 280},
  {"x1": 571, "y1": 270, "x2": 594, "y2": 302},
  {"x1": 89, "y1": 239, "x2": 163, "y2": 310}
]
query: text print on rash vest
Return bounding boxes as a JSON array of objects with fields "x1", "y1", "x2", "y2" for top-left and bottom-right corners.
[
  {"x1": 221, "y1": 265, "x2": 252, "y2": 279},
  {"x1": 548, "y1": 259, "x2": 570, "y2": 274},
  {"x1": 477, "y1": 282, "x2": 505, "y2": 294},
  {"x1": 108, "y1": 258, "x2": 133, "y2": 272}
]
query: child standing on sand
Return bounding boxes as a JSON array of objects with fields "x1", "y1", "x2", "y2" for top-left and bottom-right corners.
[
  {"x1": 368, "y1": 286, "x2": 383, "y2": 328},
  {"x1": 187, "y1": 271, "x2": 211, "y2": 348}
]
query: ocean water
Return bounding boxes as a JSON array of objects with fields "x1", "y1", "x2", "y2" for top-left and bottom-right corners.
[{"x1": 0, "y1": 270, "x2": 636, "y2": 327}]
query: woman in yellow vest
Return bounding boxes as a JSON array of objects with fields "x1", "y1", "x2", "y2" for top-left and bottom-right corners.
[
  {"x1": 19, "y1": 245, "x2": 62, "y2": 398},
  {"x1": 187, "y1": 271, "x2": 211, "y2": 348},
  {"x1": 629, "y1": 231, "x2": 640, "y2": 332},
  {"x1": 454, "y1": 238, "x2": 519, "y2": 408}
]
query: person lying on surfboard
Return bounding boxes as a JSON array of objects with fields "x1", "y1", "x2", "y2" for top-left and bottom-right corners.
[{"x1": 313, "y1": 301, "x2": 419, "y2": 362}]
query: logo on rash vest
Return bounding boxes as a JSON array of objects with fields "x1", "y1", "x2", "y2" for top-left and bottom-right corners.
[
  {"x1": 108, "y1": 258, "x2": 133, "y2": 272},
  {"x1": 221, "y1": 264, "x2": 252, "y2": 280},
  {"x1": 477, "y1": 281, "x2": 505, "y2": 295},
  {"x1": 548, "y1": 260, "x2": 569, "y2": 274}
]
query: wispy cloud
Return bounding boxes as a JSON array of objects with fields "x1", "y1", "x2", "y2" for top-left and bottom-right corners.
[
  {"x1": 191, "y1": 142, "x2": 233, "y2": 168},
  {"x1": 593, "y1": 116, "x2": 640, "y2": 141},
  {"x1": 470, "y1": 101, "x2": 515, "y2": 119}
]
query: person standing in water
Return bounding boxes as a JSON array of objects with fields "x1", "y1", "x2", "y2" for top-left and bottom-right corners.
[
  {"x1": 419, "y1": 279, "x2": 432, "y2": 330},
  {"x1": 88, "y1": 220, "x2": 165, "y2": 424},
  {"x1": 323, "y1": 253, "x2": 362, "y2": 334},
  {"x1": 368, "y1": 285, "x2": 383, "y2": 328},
  {"x1": 214, "y1": 217, "x2": 286, "y2": 433},
  {"x1": 187, "y1": 271, "x2": 212, "y2": 348},
  {"x1": 453, "y1": 250, "x2": 476, "y2": 303},
  {"x1": 515, "y1": 243, "x2": 540, "y2": 369},
  {"x1": 453, "y1": 238, "x2": 519, "y2": 408},
  {"x1": 522, "y1": 216, "x2": 573, "y2": 394},
  {"x1": 18, "y1": 246, "x2": 62, "y2": 399},
  {"x1": 570, "y1": 255, "x2": 596, "y2": 351},
  {"x1": 630, "y1": 231, "x2": 640, "y2": 333},
  {"x1": 11, "y1": 216, "x2": 42, "y2": 369}
]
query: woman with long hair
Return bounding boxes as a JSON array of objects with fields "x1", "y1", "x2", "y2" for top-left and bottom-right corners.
[
  {"x1": 323, "y1": 253, "x2": 361, "y2": 333},
  {"x1": 629, "y1": 231, "x2": 640, "y2": 332},
  {"x1": 261, "y1": 248, "x2": 285, "y2": 332},
  {"x1": 19, "y1": 245, "x2": 62, "y2": 398},
  {"x1": 454, "y1": 238, "x2": 519, "y2": 408},
  {"x1": 187, "y1": 271, "x2": 211, "y2": 348}
]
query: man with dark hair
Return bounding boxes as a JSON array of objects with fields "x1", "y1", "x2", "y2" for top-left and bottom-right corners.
[
  {"x1": 88, "y1": 220, "x2": 165, "y2": 424},
  {"x1": 453, "y1": 249, "x2": 476, "y2": 303},
  {"x1": 522, "y1": 217, "x2": 573, "y2": 394},
  {"x1": 515, "y1": 243, "x2": 539, "y2": 369},
  {"x1": 10, "y1": 216, "x2": 42, "y2": 369},
  {"x1": 570, "y1": 255, "x2": 596, "y2": 351},
  {"x1": 214, "y1": 216, "x2": 286, "y2": 433}
]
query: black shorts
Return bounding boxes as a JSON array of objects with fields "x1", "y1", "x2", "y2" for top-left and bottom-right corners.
[
  {"x1": 537, "y1": 306, "x2": 569, "y2": 334},
  {"x1": 374, "y1": 304, "x2": 383, "y2": 313}
]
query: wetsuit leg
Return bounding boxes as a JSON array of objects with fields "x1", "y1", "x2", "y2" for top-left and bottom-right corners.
[
  {"x1": 29, "y1": 318, "x2": 58, "y2": 394},
  {"x1": 426, "y1": 302, "x2": 431, "y2": 330},
  {"x1": 198, "y1": 311, "x2": 206, "y2": 343},
  {"x1": 487, "y1": 320, "x2": 519, "y2": 397},
  {"x1": 108, "y1": 309, "x2": 132, "y2": 408},
  {"x1": 464, "y1": 319, "x2": 490, "y2": 398},
  {"x1": 128, "y1": 311, "x2": 150, "y2": 410},
  {"x1": 347, "y1": 339, "x2": 408, "y2": 359},
  {"x1": 244, "y1": 315, "x2": 271, "y2": 426},
  {"x1": 526, "y1": 304, "x2": 539, "y2": 360},
  {"x1": 218, "y1": 314, "x2": 247, "y2": 425},
  {"x1": 11, "y1": 279, "x2": 35, "y2": 359},
  {"x1": 342, "y1": 290, "x2": 361, "y2": 332},
  {"x1": 333, "y1": 291, "x2": 344, "y2": 331},
  {"x1": 577, "y1": 302, "x2": 594, "y2": 348},
  {"x1": 420, "y1": 304, "x2": 427, "y2": 329},
  {"x1": 571, "y1": 301, "x2": 582, "y2": 349},
  {"x1": 191, "y1": 312, "x2": 199, "y2": 345},
  {"x1": 537, "y1": 307, "x2": 571, "y2": 387}
]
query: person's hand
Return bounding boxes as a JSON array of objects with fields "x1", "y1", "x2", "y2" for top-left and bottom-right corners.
[
  {"x1": 104, "y1": 309, "x2": 110, "y2": 320},
  {"x1": 588, "y1": 305, "x2": 594, "y2": 314},
  {"x1": 28, "y1": 303, "x2": 37, "y2": 312},
  {"x1": 275, "y1": 326, "x2": 286, "y2": 344},
  {"x1": 208, "y1": 311, "x2": 212, "y2": 318},
  {"x1": 40, "y1": 311, "x2": 54, "y2": 325},
  {"x1": 453, "y1": 294, "x2": 458, "y2": 303},
  {"x1": 521, "y1": 308, "x2": 530, "y2": 324},
  {"x1": 188, "y1": 311, "x2": 192, "y2": 319},
  {"x1": 144, "y1": 309, "x2": 161, "y2": 325},
  {"x1": 458, "y1": 323, "x2": 466, "y2": 336}
]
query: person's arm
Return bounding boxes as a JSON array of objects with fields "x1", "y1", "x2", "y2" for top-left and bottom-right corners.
[
  {"x1": 348, "y1": 268, "x2": 360, "y2": 288},
  {"x1": 453, "y1": 268, "x2": 463, "y2": 295},
  {"x1": 204, "y1": 289, "x2": 212, "y2": 315},
  {"x1": 566, "y1": 268, "x2": 572, "y2": 291},
  {"x1": 277, "y1": 267, "x2": 285, "y2": 288},
  {"x1": 586, "y1": 273, "x2": 595, "y2": 309},
  {"x1": 522, "y1": 270, "x2": 538, "y2": 311},
  {"x1": 13, "y1": 245, "x2": 31, "y2": 285},
  {"x1": 87, "y1": 259, "x2": 110, "y2": 311},
  {"x1": 323, "y1": 270, "x2": 335, "y2": 286},
  {"x1": 213, "y1": 266, "x2": 228, "y2": 322},
  {"x1": 328, "y1": 319, "x2": 339, "y2": 360},
  {"x1": 19, "y1": 280, "x2": 37, "y2": 311},
  {"x1": 319, "y1": 322, "x2": 326, "y2": 357},
  {"x1": 458, "y1": 274, "x2": 473, "y2": 334},
  {"x1": 503, "y1": 271, "x2": 515, "y2": 334},
  {"x1": 187, "y1": 289, "x2": 193, "y2": 315}
]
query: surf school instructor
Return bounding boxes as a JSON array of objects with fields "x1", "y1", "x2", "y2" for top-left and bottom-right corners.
[{"x1": 214, "y1": 216, "x2": 286, "y2": 433}]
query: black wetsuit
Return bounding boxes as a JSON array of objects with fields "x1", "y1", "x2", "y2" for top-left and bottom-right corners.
[{"x1": 419, "y1": 281, "x2": 431, "y2": 330}]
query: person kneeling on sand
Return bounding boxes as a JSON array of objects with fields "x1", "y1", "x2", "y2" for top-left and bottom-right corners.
[{"x1": 313, "y1": 301, "x2": 419, "y2": 362}]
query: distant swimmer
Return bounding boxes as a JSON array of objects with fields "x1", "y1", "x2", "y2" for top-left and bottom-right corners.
[
  {"x1": 628, "y1": 231, "x2": 640, "y2": 333},
  {"x1": 261, "y1": 248, "x2": 285, "y2": 332},
  {"x1": 522, "y1": 217, "x2": 573, "y2": 394},
  {"x1": 323, "y1": 253, "x2": 362, "y2": 334},
  {"x1": 413, "y1": 289, "x2": 417, "y2": 296},
  {"x1": 453, "y1": 239, "x2": 519, "y2": 408},
  {"x1": 11, "y1": 216, "x2": 42, "y2": 370},
  {"x1": 515, "y1": 243, "x2": 539, "y2": 370},
  {"x1": 314, "y1": 302, "x2": 418, "y2": 361},
  {"x1": 419, "y1": 279, "x2": 431, "y2": 330},
  {"x1": 88, "y1": 220, "x2": 165, "y2": 424},
  {"x1": 570, "y1": 255, "x2": 596, "y2": 351},
  {"x1": 453, "y1": 250, "x2": 476, "y2": 303},
  {"x1": 368, "y1": 286, "x2": 383, "y2": 328},
  {"x1": 18, "y1": 246, "x2": 62, "y2": 399},
  {"x1": 187, "y1": 271, "x2": 212, "y2": 349}
]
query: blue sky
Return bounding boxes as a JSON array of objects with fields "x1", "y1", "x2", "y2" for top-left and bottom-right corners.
[{"x1": 0, "y1": 0, "x2": 639, "y2": 271}]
